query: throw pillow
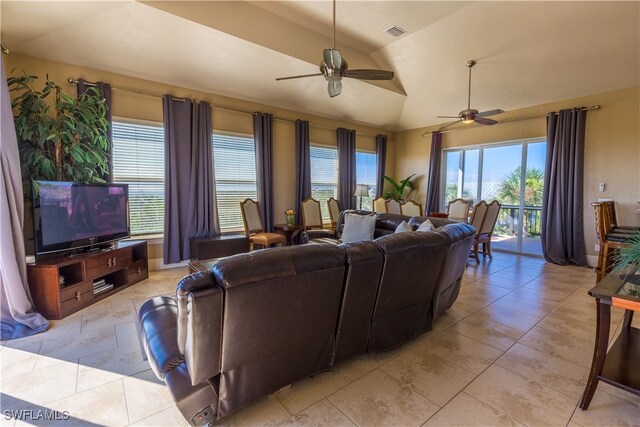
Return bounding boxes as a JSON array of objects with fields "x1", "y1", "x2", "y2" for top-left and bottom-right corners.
[
  {"x1": 394, "y1": 221, "x2": 413, "y2": 234},
  {"x1": 416, "y1": 219, "x2": 435, "y2": 232},
  {"x1": 342, "y1": 213, "x2": 376, "y2": 243}
]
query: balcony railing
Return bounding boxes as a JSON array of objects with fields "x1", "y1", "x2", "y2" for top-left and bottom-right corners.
[{"x1": 494, "y1": 204, "x2": 542, "y2": 238}]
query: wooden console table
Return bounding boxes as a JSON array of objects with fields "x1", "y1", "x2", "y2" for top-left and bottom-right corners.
[
  {"x1": 27, "y1": 240, "x2": 149, "y2": 320},
  {"x1": 580, "y1": 266, "x2": 640, "y2": 409}
]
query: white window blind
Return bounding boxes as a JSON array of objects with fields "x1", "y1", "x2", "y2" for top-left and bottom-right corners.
[
  {"x1": 356, "y1": 151, "x2": 377, "y2": 211},
  {"x1": 213, "y1": 132, "x2": 257, "y2": 229},
  {"x1": 310, "y1": 145, "x2": 338, "y2": 220},
  {"x1": 112, "y1": 121, "x2": 164, "y2": 236}
]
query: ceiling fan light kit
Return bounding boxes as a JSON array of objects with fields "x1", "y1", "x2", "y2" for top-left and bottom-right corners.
[
  {"x1": 436, "y1": 59, "x2": 504, "y2": 128},
  {"x1": 275, "y1": 0, "x2": 394, "y2": 97}
]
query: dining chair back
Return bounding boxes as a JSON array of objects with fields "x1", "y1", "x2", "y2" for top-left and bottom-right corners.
[
  {"x1": 301, "y1": 198, "x2": 324, "y2": 230},
  {"x1": 373, "y1": 197, "x2": 387, "y2": 213},
  {"x1": 400, "y1": 200, "x2": 423, "y2": 217},
  {"x1": 327, "y1": 197, "x2": 341, "y2": 230},
  {"x1": 385, "y1": 199, "x2": 402, "y2": 215},
  {"x1": 469, "y1": 200, "x2": 488, "y2": 232},
  {"x1": 240, "y1": 198, "x2": 264, "y2": 234},
  {"x1": 480, "y1": 200, "x2": 501, "y2": 235},
  {"x1": 447, "y1": 198, "x2": 471, "y2": 221},
  {"x1": 240, "y1": 198, "x2": 286, "y2": 249}
]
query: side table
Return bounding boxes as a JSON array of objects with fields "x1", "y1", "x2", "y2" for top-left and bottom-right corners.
[
  {"x1": 273, "y1": 223, "x2": 302, "y2": 246},
  {"x1": 189, "y1": 234, "x2": 249, "y2": 261},
  {"x1": 579, "y1": 266, "x2": 640, "y2": 409}
]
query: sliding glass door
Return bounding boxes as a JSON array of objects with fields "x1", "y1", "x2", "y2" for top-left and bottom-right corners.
[{"x1": 442, "y1": 139, "x2": 546, "y2": 255}]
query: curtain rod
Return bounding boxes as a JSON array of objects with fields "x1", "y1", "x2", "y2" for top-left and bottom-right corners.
[
  {"x1": 67, "y1": 77, "x2": 380, "y2": 138},
  {"x1": 421, "y1": 105, "x2": 600, "y2": 137}
]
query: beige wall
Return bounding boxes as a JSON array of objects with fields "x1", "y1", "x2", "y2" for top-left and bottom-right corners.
[
  {"x1": 7, "y1": 53, "x2": 396, "y2": 263},
  {"x1": 394, "y1": 86, "x2": 640, "y2": 260}
]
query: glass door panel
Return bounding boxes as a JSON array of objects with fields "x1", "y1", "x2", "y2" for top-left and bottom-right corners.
[
  {"x1": 443, "y1": 151, "x2": 461, "y2": 211},
  {"x1": 521, "y1": 142, "x2": 546, "y2": 255},
  {"x1": 481, "y1": 144, "x2": 523, "y2": 253},
  {"x1": 462, "y1": 149, "x2": 479, "y2": 204}
]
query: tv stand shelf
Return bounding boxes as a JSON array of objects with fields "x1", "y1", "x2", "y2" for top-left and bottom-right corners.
[{"x1": 27, "y1": 240, "x2": 148, "y2": 320}]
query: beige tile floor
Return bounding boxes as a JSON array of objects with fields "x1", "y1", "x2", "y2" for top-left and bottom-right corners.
[{"x1": 2, "y1": 253, "x2": 639, "y2": 426}]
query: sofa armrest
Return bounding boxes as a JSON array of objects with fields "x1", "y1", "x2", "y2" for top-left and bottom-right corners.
[{"x1": 138, "y1": 297, "x2": 184, "y2": 380}]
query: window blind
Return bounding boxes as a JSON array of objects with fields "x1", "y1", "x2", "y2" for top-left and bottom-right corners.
[
  {"x1": 356, "y1": 151, "x2": 377, "y2": 211},
  {"x1": 213, "y1": 133, "x2": 257, "y2": 229},
  {"x1": 310, "y1": 145, "x2": 338, "y2": 220},
  {"x1": 112, "y1": 121, "x2": 164, "y2": 235}
]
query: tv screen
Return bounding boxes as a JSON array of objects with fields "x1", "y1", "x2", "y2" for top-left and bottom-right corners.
[{"x1": 33, "y1": 181, "x2": 130, "y2": 255}]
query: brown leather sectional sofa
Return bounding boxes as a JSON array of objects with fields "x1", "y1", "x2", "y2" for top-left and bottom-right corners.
[{"x1": 137, "y1": 213, "x2": 475, "y2": 425}]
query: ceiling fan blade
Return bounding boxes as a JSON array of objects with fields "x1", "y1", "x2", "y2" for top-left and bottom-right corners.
[
  {"x1": 275, "y1": 73, "x2": 324, "y2": 81},
  {"x1": 323, "y1": 48, "x2": 342, "y2": 70},
  {"x1": 436, "y1": 115, "x2": 461, "y2": 119},
  {"x1": 342, "y1": 69, "x2": 394, "y2": 80},
  {"x1": 439, "y1": 119, "x2": 462, "y2": 131},
  {"x1": 328, "y1": 80, "x2": 342, "y2": 97},
  {"x1": 474, "y1": 117, "x2": 499, "y2": 125},
  {"x1": 476, "y1": 109, "x2": 504, "y2": 118}
]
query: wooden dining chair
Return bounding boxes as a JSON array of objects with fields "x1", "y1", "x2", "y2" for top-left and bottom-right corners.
[
  {"x1": 592, "y1": 201, "x2": 630, "y2": 281},
  {"x1": 468, "y1": 200, "x2": 487, "y2": 263},
  {"x1": 385, "y1": 199, "x2": 402, "y2": 215},
  {"x1": 240, "y1": 198, "x2": 286, "y2": 250},
  {"x1": 447, "y1": 198, "x2": 471, "y2": 222},
  {"x1": 373, "y1": 197, "x2": 387, "y2": 213},
  {"x1": 327, "y1": 197, "x2": 341, "y2": 231},
  {"x1": 470, "y1": 200, "x2": 500, "y2": 263},
  {"x1": 400, "y1": 200, "x2": 423, "y2": 217},
  {"x1": 301, "y1": 198, "x2": 335, "y2": 240}
]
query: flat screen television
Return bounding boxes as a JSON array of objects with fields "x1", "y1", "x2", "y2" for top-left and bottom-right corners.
[{"x1": 32, "y1": 181, "x2": 130, "y2": 255}]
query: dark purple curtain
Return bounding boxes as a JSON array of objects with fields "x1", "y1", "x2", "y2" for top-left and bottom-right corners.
[
  {"x1": 337, "y1": 128, "x2": 357, "y2": 210},
  {"x1": 163, "y1": 97, "x2": 218, "y2": 264},
  {"x1": 76, "y1": 79, "x2": 113, "y2": 182},
  {"x1": 254, "y1": 112, "x2": 274, "y2": 231},
  {"x1": 425, "y1": 131, "x2": 442, "y2": 215},
  {"x1": 541, "y1": 108, "x2": 588, "y2": 266},
  {"x1": 295, "y1": 120, "x2": 311, "y2": 222},
  {"x1": 375, "y1": 134, "x2": 387, "y2": 198}
]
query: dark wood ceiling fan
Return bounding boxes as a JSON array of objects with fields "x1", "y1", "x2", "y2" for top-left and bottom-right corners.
[
  {"x1": 437, "y1": 60, "x2": 503, "y2": 127},
  {"x1": 275, "y1": 0, "x2": 394, "y2": 97}
]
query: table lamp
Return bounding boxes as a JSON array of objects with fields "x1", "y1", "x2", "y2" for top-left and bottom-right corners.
[{"x1": 354, "y1": 184, "x2": 370, "y2": 210}]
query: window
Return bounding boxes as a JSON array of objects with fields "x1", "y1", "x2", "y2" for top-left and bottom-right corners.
[
  {"x1": 441, "y1": 139, "x2": 547, "y2": 255},
  {"x1": 112, "y1": 121, "x2": 164, "y2": 236},
  {"x1": 213, "y1": 132, "x2": 257, "y2": 229},
  {"x1": 310, "y1": 145, "x2": 338, "y2": 220},
  {"x1": 355, "y1": 151, "x2": 377, "y2": 211}
]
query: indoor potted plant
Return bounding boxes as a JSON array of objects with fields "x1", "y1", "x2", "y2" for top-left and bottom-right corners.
[
  {"x1": 8, "y1": 72, "x2": 110, "y2": 199},
  {"x1": 383, "y1": 174, "x2": 416, "y2": 202},
  {"x1": 615, "y1": 230, "x2": 640, "y2": 285}
]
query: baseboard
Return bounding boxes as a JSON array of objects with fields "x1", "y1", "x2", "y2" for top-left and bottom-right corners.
[
  {"x1": 148, "y1": 258, "x2": 189, "y2": 272},
  {"x1": 586, "y1": 255, "x2": 598, "y2": 268}
]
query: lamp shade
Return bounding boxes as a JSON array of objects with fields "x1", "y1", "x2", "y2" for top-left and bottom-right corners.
[{"x1": 354, "y1": 184, "x2": 370, "y2": 197}]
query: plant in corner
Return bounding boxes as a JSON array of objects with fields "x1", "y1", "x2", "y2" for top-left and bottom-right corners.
[
  {"x1": 383, "y1": 174, "x2": 416, "y2": 202},
  {"x1": 8, "y1": 72, "x2": 109, "y2": 198}
]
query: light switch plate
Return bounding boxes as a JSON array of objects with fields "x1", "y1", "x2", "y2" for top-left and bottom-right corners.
[{"x1": 599, "y1": 183, "x2": 606, "y2": 192}]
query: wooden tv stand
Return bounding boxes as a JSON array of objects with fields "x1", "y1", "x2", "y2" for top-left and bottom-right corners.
[{"x1": 27, "y1": 240, "x2": 149, "y2": 320}]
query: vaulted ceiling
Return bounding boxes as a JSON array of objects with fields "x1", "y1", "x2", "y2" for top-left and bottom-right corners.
[{"x1": 2, "y1": 1, "x2": 639, "y2": 131}]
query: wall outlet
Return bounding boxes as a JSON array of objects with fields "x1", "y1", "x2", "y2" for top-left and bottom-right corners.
[
  {"x1": 599, "y1": 183, "x2": 606, "y2": 192},
  {"x1": 595, "y1": 244, "x2": 600, "y2": 252}
]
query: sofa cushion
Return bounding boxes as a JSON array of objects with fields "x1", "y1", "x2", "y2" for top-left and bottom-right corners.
[
  {"x1": 342, "y1": 213, "x2": 376, "y2": 243},
  {"x1": 394, "y1": 221, "x2": 413, "y2": 233},
  {"x1": 416, "y1": 219, "x2": 435, "y2": 232}
]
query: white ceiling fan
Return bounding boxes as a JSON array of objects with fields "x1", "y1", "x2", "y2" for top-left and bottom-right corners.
[
  {"x1": 275, "y1": 0, "x2": 394, "y2": 97},
  {"x1": 437, "y1": 60, "x2": 503, "y2": 127}
]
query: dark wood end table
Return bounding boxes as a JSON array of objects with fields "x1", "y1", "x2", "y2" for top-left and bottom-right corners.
[
  {"x1": 189, "y1": 233, "x2": 249, "y2": 261},
  {"x1": 273, "y1": 223, "x2": 302, "y2": 246},
  {"x1": 580, "y1": 265, "x2": 640, "y2": 409}
]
